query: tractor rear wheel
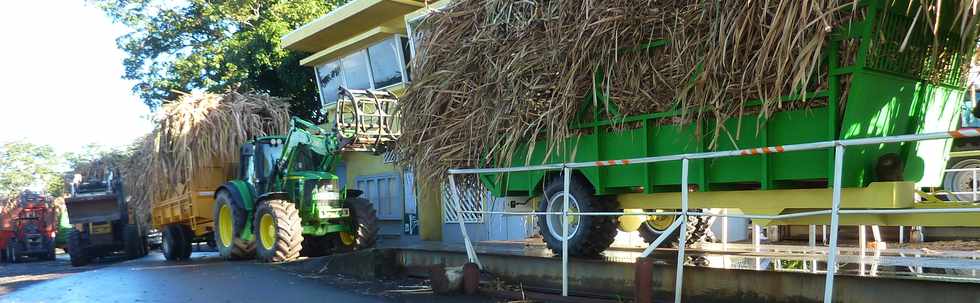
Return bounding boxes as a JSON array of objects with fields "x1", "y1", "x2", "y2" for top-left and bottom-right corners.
[
  {"x1": 333, "y1": 197, "x2": 379, "y2": 253},
  {"x1": 213, "y1": 190, "x2": 255, "y2": 260},
  {"x1": 68, "y1": 230, "x2": 89, "y2": 267},
  {"x1": 537, "y1": 174, "x2": 618, "y2": 257},
  {"x1": 254, "y1": 200, "x2": 303, "y2": 262}
]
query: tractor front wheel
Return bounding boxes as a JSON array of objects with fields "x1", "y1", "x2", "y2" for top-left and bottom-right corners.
[
  {"x1": 254, "y1": 200, "x2": 303, "y2": 262},
  {"x1": 213, "y1": 190, "x2": 255, "y2": 260},
  {"x1": 333, "y1": 197, "x2": 379, "y2": 253}
]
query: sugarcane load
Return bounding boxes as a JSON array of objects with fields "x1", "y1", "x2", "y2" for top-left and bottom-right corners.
[{"x1": 399, "y1": 0, "x2": 980, "y2": 256}]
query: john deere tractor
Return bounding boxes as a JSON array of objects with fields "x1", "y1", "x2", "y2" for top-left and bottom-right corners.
[{"x1": 213, "y1": 89, "x2": 397, "y2": 262}]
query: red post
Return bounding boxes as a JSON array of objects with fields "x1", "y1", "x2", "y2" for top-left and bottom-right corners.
[
  {"x1": 635, "y1": 257, "x2": 653, "y2": 303},
  {"x1": 462, "y1": 262, "x2": 480, "y2": 295}
]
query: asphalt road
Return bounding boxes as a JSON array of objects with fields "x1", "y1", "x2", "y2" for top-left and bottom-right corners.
[{"x1": 0, "y1": 251, "x2": 493, "y2": 303}]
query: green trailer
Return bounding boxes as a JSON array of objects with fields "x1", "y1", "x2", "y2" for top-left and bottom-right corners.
[{"x1": 477, "y1": 0, "x2": 980, "y2": 256}]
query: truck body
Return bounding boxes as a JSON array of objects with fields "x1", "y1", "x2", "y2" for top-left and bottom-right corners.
[
  {"x1": 65, "y1": 173, "x2": 147, "y2": 266},
  {"x1": 0, "y1": 192, "x2": 57, "y2": 262},
  {"x1": 472, "y1": 0, "x2": 980, "y2": 256}
]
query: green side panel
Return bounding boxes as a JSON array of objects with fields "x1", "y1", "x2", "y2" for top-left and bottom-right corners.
[
  {"x1": 769, "y1": 108, "x2": 831, "y2": 181},
  {"x1": 707, "y1": 116, "x2": 762, "y2": 183},
  {"x1": 600, "y1": 129, "x2": 646, "y2": 188},
  {"x1": 648, "y1": 124, "x2": 701, "y2": 188}
]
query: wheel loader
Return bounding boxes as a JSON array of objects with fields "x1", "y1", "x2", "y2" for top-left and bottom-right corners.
[{"x1": 65, "y1": 171, "x2": 148, "y2": 266}]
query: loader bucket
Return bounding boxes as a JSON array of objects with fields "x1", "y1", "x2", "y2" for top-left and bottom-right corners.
[
  {"x1": 335, "y1": 88, "x2": 400, "y2": 152},
  {"x1": 65, "y1": 194, "x2": 122, "y2": 224}
]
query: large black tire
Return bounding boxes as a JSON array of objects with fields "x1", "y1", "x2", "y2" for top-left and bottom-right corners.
[
  {"x1": 537, "y1": 174, "x2": 618, "y2": 257},
  {"x1": 124, "y1": 224, "x2": 144, "y2": 259},
  {"x1": 333, "y1": 197, "x2": 379, "y2": 253},
  {"x1": 68, "y1": 230, "x2": 89, "y2": 267},
  {"x1": 162, "y1": 225, "x2": 189, "y2": 261},
  {"x1": 213, "y1": 190, "x2": 255, "y2": 260},
  {"x1": 943, "y1": 158, "x2": 980, "y2": 201},
  {"x1": 638, "y1": 210, "x2": 713, "y2": 246},
  {"x1": 177, "y1": 225, "x2": 193, "y2": 259},
  {"x1": 254, "y1": 200, "x2": 303, "y2": 262}
]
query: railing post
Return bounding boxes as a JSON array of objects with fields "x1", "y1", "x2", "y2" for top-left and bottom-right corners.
[
  {"x1": 973, "y1": 169, "x2": 977, "y2": 201},
  {"x1": 448, "y1": 174, "x2": 482, "y2": 269},
  {"x1": 824, "y1": 143, "x2": 845, "y2": 303},
  {"x1": 674, "y1": 158, "x2": 690, "y2": 303},
  {"x1": 562, "y1": 166, "x2": 571, "y2": 297}
]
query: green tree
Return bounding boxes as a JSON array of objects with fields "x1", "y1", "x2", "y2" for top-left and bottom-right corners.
[
  {"x1": 94, "y1": 0, "x2": 347, "y2": 121},
  {"x1": 0, "y1": 141, "x2": 64, "y2": 197}
]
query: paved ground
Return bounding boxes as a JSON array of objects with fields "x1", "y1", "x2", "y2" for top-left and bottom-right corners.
[{"x1": 0, "y1": 250, "x2": 495, "y2": 303}]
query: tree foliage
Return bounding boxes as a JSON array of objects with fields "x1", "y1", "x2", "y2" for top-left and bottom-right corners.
[
  {"x1": 0, "y1": 141, "x2": 64, "y2": 197},
  {"x1": 94, "y1": 0, "x2": 346, "y2": 121}
]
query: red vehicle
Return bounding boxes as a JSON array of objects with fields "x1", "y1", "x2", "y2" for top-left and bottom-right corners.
[{"x1": 0, "y1": 191, "x2": 57, "y2": 262}]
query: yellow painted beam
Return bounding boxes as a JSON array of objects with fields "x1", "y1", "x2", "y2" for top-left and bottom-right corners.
[
  {"x1": 768, "y1": 213, "x2": 980, "y2": 227},
  {"x1": 617, "y1": 182, "x2": 914, "y2": 210},
  {"x1": 300, "y1": 26, "x2": 402, "y2": 66},
  {"x1": 282, "y1": 0, "x2": 424, "y2": 53}
]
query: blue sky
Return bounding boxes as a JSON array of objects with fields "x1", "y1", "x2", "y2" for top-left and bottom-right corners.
[{"x1": 0, "y1": 0, "x2": 153, "y2": 155}]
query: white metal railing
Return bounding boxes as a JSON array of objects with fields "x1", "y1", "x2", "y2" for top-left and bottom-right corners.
[{"x1": 446, "y1": 128, "x2": 980, "y2": 303}]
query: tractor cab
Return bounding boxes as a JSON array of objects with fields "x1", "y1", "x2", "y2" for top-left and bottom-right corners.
[{"x1": 238, "y1": 136, "x2": 285, "y2": 196}]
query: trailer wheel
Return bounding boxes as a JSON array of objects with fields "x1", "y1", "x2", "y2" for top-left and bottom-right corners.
[
  {"x1": 214, "y1": 190, "x2": 255, "y2": 260},
  {"x1": 537, "y1": 174, "x2": 618, "y2": 257},
  {"x1": 162, "y1": 225, "x2": 189, "y2": 261},
  {"x1": 334, "y1": 197, "x2": 379, "y2": 253},
  {"x1": 943, "y1": 158, "x2": 980, "y2": 201},
  {"x1": 177, "y1": 225, "x2": 193, "y2": 259},
  {"x1": 638, "y1": 210, "x2": 713, "y2": 246},
  {"x1": 124, "y1": 224, "x2": 145, "y2": 259},
  {"x1": 254, "y1": 200, "x2": 303, "y2": 262},
  {"x1": 67, "y1": 230, "x2": 89, "y2": 267}
]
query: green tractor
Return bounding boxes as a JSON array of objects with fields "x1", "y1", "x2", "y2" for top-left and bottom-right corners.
[{"x1": 212, "y1": 89, "x2": 397, "y2": 262}]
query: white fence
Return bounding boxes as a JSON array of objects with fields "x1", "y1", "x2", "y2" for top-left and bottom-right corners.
[{"x1": 446, "y1": 128, "x2": 980, "y2": 303}]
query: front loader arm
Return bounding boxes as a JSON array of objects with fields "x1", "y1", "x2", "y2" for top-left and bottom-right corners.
[{"x1": 278, "y1": 116, "x2": 346, "y2": 177}]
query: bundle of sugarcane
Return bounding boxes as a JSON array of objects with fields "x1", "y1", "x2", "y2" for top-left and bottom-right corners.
[
  {"x1": 398, "y1": 0, "x2": 980, "y2": 184},
  {"x1": 122, "y1": 92, "x2": 290, "y2": 224}
]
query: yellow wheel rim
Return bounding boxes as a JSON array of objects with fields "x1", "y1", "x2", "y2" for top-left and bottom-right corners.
[
  {"x1": 259, "y1": 213, "x2": 275, "y2": 250},
  {"x1": 647, "y1": 210, "x2": 676, "y2": 231},
  {"x1": 339, "y1": 232, "x2": 355, "y2": 246},
  {"x1": 218, "y1": 204, "x2": 233, "y2": 247}
]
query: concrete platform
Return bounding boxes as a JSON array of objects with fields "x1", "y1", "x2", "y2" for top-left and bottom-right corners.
[{"x1": 375, "y1": 239, "x2": 980, "y2": 302}]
